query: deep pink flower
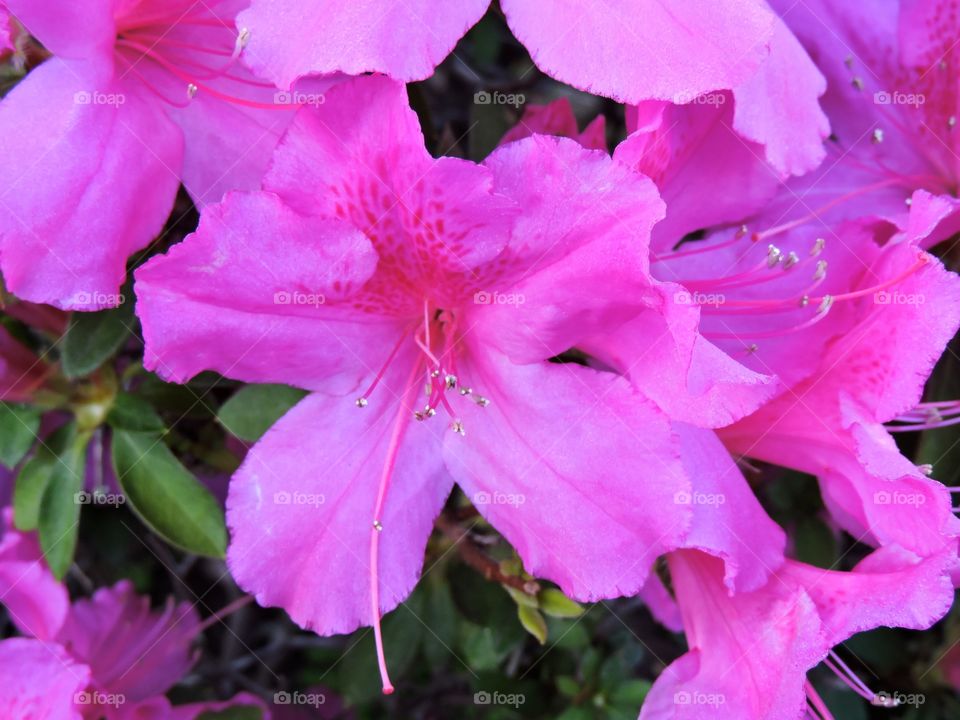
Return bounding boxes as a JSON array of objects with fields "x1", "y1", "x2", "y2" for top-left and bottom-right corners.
[
  {"x1": 129, "y1": 74, "x2": 778, "y2": 692},
  {"x1": 0, "y1": 0, "x2": 295, "y2": 310},
  {"x1": 237, "y1": 0, "x2": 827, "y2": 176},
  {"x1": 0, "y1": 512, "x2": 266, "y2": 719},
  {"x1": 499, "y1": 97, "x2": 607, "y2": 152},
  {"x1": 595, "y1": 121, "x2": 960, "y2": 557},
  {"x1": 762, "y1": 0, "x2": 960, "y2": 249},
  {"x1": 625, "y1": 433, "x2": 955, "y2": 719},
  {"x1": 640, "y1": 544, "x2": 955, "y2": 719}
]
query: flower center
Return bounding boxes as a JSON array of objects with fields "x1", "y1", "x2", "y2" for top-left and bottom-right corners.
[{"x1": 357, "y1": 301, "x2": 490, "y2": 694}]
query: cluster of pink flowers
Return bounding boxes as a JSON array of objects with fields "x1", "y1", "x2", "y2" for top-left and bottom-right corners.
[{"x1": 1, "y1": 1, "x2": 959, "y2": 718}]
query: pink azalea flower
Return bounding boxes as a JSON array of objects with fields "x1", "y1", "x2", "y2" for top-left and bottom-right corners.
[
  {"x1": 0, "y1": 0, "x2": 296, "y2": 310},
  {"x1": 499, "y1": 97, "x2": 607, "y2": 151},
  {"x1": 129, "y1": 74, "x2": 772, "y2": 692},
  {"x1": 0, "y1": 512, "x2": 267, "y2": 719},
  {"x1": 627, "y1": 434, "x2": 955, "y2": 719},
  {"x1": 601, "y1": 116, "x2": 960, "y2": 560},
  {"x1": 762, "y1": 0, "x2": 960, "y2": 249},
  {"x1": 237, "y1": 0, "x2": 827, "y2": 176},
  {"x1": 640, "y1": 544, "x2": 955, "y2": 719}
]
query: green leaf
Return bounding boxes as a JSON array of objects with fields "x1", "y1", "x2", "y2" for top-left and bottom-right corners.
[
  {"x1": 518, "y1": 604, "x2": 548, "y2": 645},
  {"x1": 111, "y1": 429, "x2": 227, "y2": 557},
  {"x1": 60, "y1": 298, "x2": 136, "y2": 379},
  {"x1": 218, "y1": 384, "x2": 307, "y2": 442},
  {"x1": 556, "y1": 675, "x2": 580, "y2": 697},
  {"x1": 505, "y1": 584, "x2": 540, "y2": 609},
  {"x1": 38, "y1": 424, "x2": 90, "y2": 578},
  {"x1": 539, "y1": 588, "x2": 585, "y2": 618},
  {"x1": 609, "y1": 679, "x2": 652, "y2": 707},
  {"x1": 0, "y1": 402, "x2": 41, "y2": 468},
  {"x1": 195, "y1": 707, "x2": 263, "y2": 720},
  {"x1": 14, "y1": 455, "x2": 55, "y2": 531},
  {"x1": 106, "y1": 393, "x2": 165, "y2": 434}
]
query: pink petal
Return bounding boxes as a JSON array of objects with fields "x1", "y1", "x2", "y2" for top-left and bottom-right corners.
[
  {"x1": 641, "y1": 550, "x2": 824, "y2": 720},
  {"x1": 57, "y1": 581, "x2": 199, "y2": 701},
  {"x1": 227, "y1": 385, "x2": 453, "y2": 635},
  {"x1": 501, "y1": 0, "x2": 772, "y2": 105},
  {"x1": 615, "y1": 98, "x2": 782, "y2": 253},
  {"x1": 730, "y1": 16, "x2": 829, "y2": 176},
  {"x1": 473, "y1": 134, "x2": 664, "y2": 363},
  {"x1": 442, "y1": 348, "x2": 689, "y2": 601},
  {"x1": 237, "y1": 0, "x2": 490, "y2": 88},
  {"x1": 0, "y1": 509, "x2": 69, "y2": 641},
  {"x1": 0, "y1": 637, "x2": 90, "y2": 720},
  {"x1": 0, "y1": 60, "x2": 183, "y2": 310},
  {"x1": 585, "y1": 283, "x2": 777, "y2": 429},
  {"x1": 673, "y1": 424, "x2": 785, "y2": 593},
  {"x1": 135, "y1": 191, "x2": 387, "y2": 391},
  {"x1": 783, "y1": 545, "x2": 956, "y2": 646},
  {"x1": 263, "y1": 76, "x2": 519, "y2": 281},
  {"x1": 4, "y1": 0, "x2": 115, "y2": 69}
]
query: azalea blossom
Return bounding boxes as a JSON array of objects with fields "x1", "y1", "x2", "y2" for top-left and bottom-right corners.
[
  {"x1": 622, "y1": 426, "x2": 956, "y2": 719},
  {"x1": 760, "y1": 0, "x2": 960, "y2": 250},
  {"x1": 128, "y1": 73, "x2": 801, "y2": 693},
  {"x1": 641, "y1": 544, "x2": 955, "y2": 719},
  {"x1": 236, "y1": 0, "x2": 828, "y2": 176},
  {"x1": 0, "y1": 0, "x2": 297, "y2": 310},
  {"x1": 0, "y1": 510, "x2": 266, "y2": 719},
  {"x1": 598, "y1": 79, "x2": 960, "y2": 560}
]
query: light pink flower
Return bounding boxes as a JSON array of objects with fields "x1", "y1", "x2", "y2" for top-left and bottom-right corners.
[
  {"x1": 131, "y1": 74, "x2": 752, "y2": 692},
  {"x1": 0, "y1": 0, "x2": 295, "y2": 310}
]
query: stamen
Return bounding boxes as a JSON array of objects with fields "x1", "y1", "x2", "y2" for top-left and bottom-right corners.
[
  {"x1": 356, "y1": 332, "x2": 411, "y2": 408},
  {"x1": 368, "y1": 363, "x2": 422, "y2": 695},
  {"x1": 825, "y1": 651, "x2": 880, "y2": 703}
]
